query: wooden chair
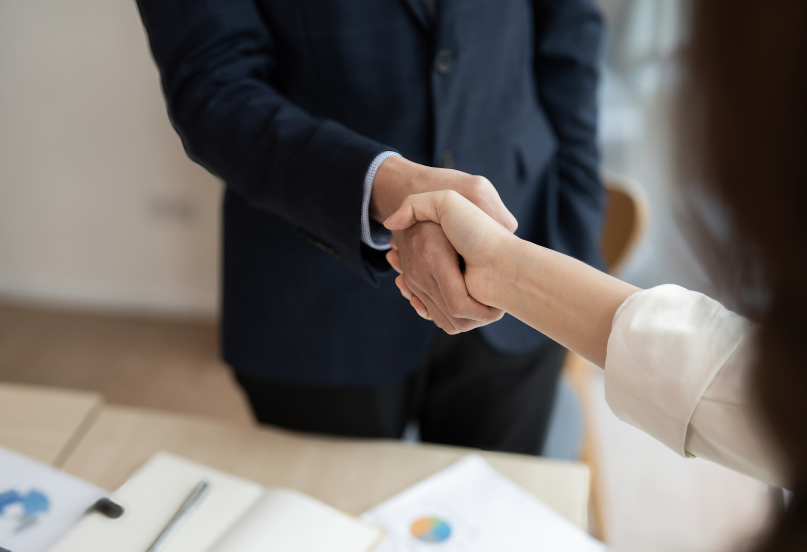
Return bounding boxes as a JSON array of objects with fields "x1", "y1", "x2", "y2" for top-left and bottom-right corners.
[
  {"x1": 564, "y1": 173, "x2": 648, "y2": 541},
  {"x1": 600, "y1": 174, "x2": 649, "y2": 274}
]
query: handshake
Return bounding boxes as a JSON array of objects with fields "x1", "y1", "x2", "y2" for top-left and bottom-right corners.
[{"x1": 371, "y1": 156, "x2": 520, "y2": 334}]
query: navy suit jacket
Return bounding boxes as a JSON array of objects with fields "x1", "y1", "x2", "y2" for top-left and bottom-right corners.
[{"x1": 135, "y1": 0, "x2": 605, "y2": 386}]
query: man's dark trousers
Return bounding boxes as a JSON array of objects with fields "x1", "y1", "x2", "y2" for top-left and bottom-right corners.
[
  {"x1": 237, "y1": 331, "x2": 566, "y2": 455},
  {"x1": 135, "y1": 0, "x2": 605, "y2": 453}
]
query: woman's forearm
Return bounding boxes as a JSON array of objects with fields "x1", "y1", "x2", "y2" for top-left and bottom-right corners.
[
  {"x1": 491, "y1": 237, "x2": 640, "y2": 368},
  {"x1": 382, "y1": 190, "x2": 639, "y2": 365}
]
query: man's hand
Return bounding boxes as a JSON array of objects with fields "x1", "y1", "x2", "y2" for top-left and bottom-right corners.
[
  {"x1": 371, "y1": 156, "x2": 517, "y2": 231},
  {"x1": 385, "y1": 190, "x2": 517, "y2": 311},
  {"x1": 386, "y1": 223, "x2": 504, "y2": 334},
  {"x1": 370, "y1": 156, "x2": 516, "y2": 332}
]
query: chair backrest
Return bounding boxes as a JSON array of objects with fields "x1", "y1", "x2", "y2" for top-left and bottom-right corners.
[{"x1": 600, "y1": 174, "x2": 649, "y2": 274}]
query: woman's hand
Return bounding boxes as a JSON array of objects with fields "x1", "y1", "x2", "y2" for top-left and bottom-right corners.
[
  {"x1": 373, "y1": 159, "x2": 517, "y2": 333},
  {"x1": 384, "y1": 190, "x2": 516, "y2": 317},
  {"x1": 386, "y1": 190, "x2": 640, "y2": 366},
  {"x1": 385, "y1": 191, "x2": 639, "y2": 366}
]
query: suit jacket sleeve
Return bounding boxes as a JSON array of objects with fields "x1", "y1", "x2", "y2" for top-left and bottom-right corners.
[
  {"x1": 532, "y1": 0, "x2": 606, "y2": 267},
  {"x1": 135, "y1": 0, "x2": 393, "y2": 282}
]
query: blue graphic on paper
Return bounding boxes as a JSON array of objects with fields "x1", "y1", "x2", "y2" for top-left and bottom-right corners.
[{"x1": 0, "y1": 488, "x2": 50, "y2": 534}]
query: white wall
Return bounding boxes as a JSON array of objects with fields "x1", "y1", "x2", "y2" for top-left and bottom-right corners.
[
  {"x1": 599, "y1": 0, "x2": 715, "y2": 298},
  {"x1": 0, "y1": 0, "x2": 222, "y2": 317}
]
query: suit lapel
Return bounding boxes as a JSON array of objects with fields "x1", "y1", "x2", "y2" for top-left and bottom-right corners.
[{"x1": 399, "y1": 0, "x2": 431, "y2": 30}]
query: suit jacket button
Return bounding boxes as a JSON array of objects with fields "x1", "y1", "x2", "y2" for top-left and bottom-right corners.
[
  {"x1": 434, "y1": 49, "x2": 455, "y2": 74},
  {"x1": 438, "y1": 150, "x2": 456, "y2": 169}
]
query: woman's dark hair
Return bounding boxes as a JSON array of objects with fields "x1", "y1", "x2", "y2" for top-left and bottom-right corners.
[{"x1": 687, "y1": 1, "x2": 807, "y2": 549}]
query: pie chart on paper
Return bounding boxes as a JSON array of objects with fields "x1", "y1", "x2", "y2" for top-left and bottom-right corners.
[{"x1": 410, "y1": 517, "x2": 452, "y2": 543}]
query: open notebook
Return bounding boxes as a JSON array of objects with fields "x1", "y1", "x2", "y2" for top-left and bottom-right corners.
[{"x1": 49, "y1": 452, "x2": 383, "y2": 552}]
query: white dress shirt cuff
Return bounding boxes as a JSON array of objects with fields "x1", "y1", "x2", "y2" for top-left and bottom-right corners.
[
  {"x1": 361, "y1": 151, "x2": 401, "y2": 251},
  {"x1": 604, "y1": 284, "x2": 751, "y2": 457}
]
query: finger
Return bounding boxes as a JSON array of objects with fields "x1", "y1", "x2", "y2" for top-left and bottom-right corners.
[
  {"x1": 430, "y1": 248, "x2": 504, "y2": 324},
  {"x1": 395, "y1": 274, "x2": 414, "y2": 300},
  {"x1": 462, "y1": 176, "x2": 518, "y2": 232},
  {"x1": 415, "y1": 291, "x2": 457, "y2": 333},
  {"x1": 409, "y1": 270, "x2": 488, "y2": 334},
  {"x1": 404, "y1": 271, "x2": 457, "y2": 332},
  {"x1": 410, "y1": 295, "x2": 431, "y2": 320},
  {"x1": 479, "y1": 190, "x2": 518, "y2": 233},
  {"x1": 383, "y1": 190, "x2": 460, "y2": 230},
  {"x1": 383, "y1": 186, "x2": 517, "y2": 237},
  {"x1": 399, "y1": 223, "x2": 491, "y2": 332},
  {"x1": 486, "y1": 201, "x2": 518, "y2": 233},
  {"x1": 386, "y1": 249, "x2": 403, "y2": 273},
  {"x1": 389, "y1": 236, "x2": 397, "y2": 250},
  {"x1": 424, "y1": 286, "x2": 491, "y2": 334}
]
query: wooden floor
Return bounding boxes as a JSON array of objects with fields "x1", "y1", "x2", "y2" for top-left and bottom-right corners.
[{"x1": 0, "y1": 300, "x2": 254, "y2": 426}]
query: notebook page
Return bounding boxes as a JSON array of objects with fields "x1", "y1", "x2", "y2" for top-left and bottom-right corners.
[
  {"x1": 206, "y1": 488, "x2": 384, "y2": 552},
  {"x1": 50, "y1": 452, "x2": 264, "y2": 552}
]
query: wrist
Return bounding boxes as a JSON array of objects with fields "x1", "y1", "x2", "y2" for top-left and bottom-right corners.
[
  {"x1": 487, "y1": 235, "x2": 530, "y2": 311},
  {"x1": 370, "y1": 156, "x2": 425, "y2": 222}
]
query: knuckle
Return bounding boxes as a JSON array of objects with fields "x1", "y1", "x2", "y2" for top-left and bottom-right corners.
[
  {"x1": 405, "y1": 271, "x2": 427, "y2": 292},
  {"x1": 410, "y1": 225, "x2": 437, "y2": 251},
  {"x1": 419, "y1": 239, "x2": 439, "y2": 260},
  {"x1": 445, "y1": 298, "x2": 465, "y2": 319},
  {"x1": 466, "y1": 175, "x2": 492, "y2": 197},
  {"x1": 441, "y1": 189, "x2": 463, "y2": 205},
  {"x1": 436, "y1": 314, "x2": 457, "y2": 333},
  {"x1": 422, "y1": 246, "x2": 450, "y2": 272},
  {"x1": 454, "y1": 319, "x2": 473, "y2": 333},
  {"x1": 468, "y1": 175, "x2": 487, "y2": 190},
  {"x1": 411, "y1": 266, "x2": 428, "y2": 285}
]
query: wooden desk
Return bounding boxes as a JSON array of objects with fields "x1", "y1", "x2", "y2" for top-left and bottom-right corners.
[
  {"x1": 0, "y1": 382, "x2": 103, "y2": 465},
  {"x1": 62, "y1": 405, "x2": 590, "y2": 529}
]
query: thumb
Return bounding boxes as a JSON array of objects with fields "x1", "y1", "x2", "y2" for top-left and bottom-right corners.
[
  {"x1": 382, "y1": 203, "x2": 418, "y2": 231},
  {"x1": 383, "y1": 191, "x2": 448, "y2": 231}
]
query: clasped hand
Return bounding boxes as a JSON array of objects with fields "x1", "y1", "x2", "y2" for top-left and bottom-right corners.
[{"x1": 371, "y1": 158, "x2": 517, "y2": 334}]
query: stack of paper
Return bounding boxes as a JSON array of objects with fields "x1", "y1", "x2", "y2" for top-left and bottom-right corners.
[{"x1": 362, "y1": 454, "x2": 608, "y2": 551}]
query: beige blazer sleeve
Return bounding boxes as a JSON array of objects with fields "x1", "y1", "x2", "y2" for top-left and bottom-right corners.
[{"x1": 604, "y1": 284, "x2": 784, "y2": 486}]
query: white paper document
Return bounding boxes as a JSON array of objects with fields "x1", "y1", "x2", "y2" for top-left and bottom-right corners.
[
  {"x1": 362, "y1": 454, "x2": 608, "y2": 552},
  {"x1": 0, "y1": 445, "x2": 106, "y2": 552}
]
